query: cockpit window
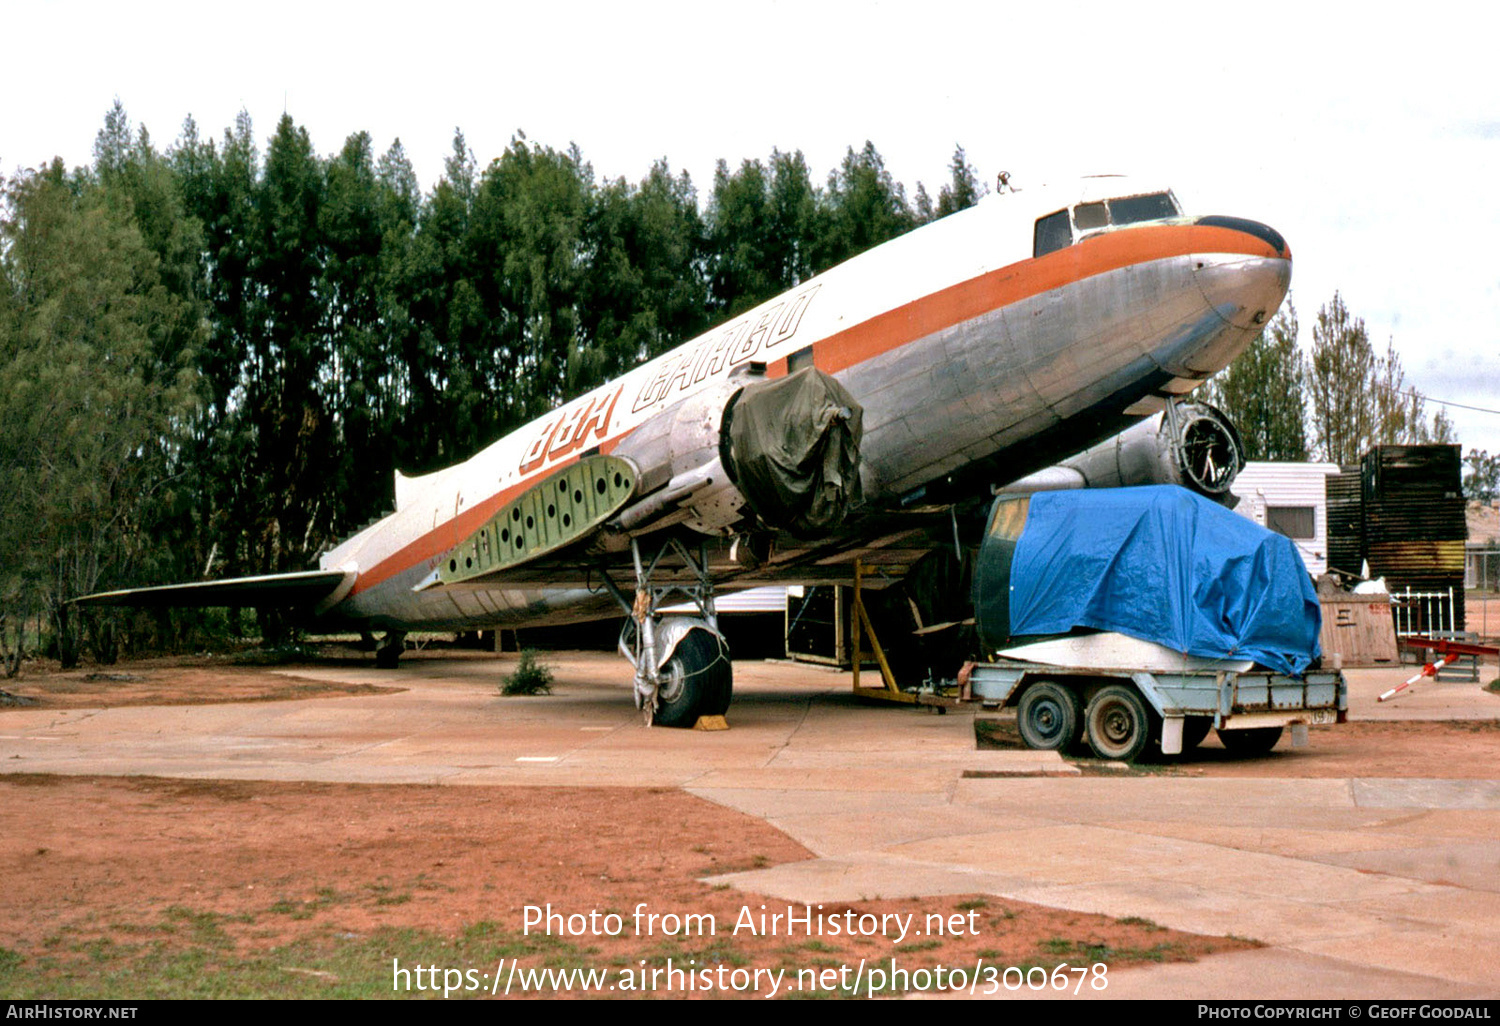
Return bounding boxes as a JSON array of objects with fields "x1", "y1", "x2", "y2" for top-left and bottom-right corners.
[
  {"x1": 1033, "y1": 210, "x2": 1072, "y2": 257},
  {"x1": 1073, "y1": 202, "x2": 1109, "y2": 230},
  {"x1": 1106, "y1": 192, "x2": 1178, "y2": 225}
]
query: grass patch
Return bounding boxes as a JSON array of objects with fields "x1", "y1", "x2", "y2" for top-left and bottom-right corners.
[
  {"x1": 896, "y1": 939, "x2": 942, "y2": 953},
  {"x1": 161, "y1": 906, "x2": 247, "y2": 946},
  {"x1": 501, "y1": 650, "x2": 554, "y2": 696},
  {"x1": 1036, "y1": 936, "x2": 1182, "y2": 964},
  {"x1": 230, "y1": 644, "x2": 324, "y2": 666},
  {"x1": 0, "y1": 922, "x2": 601, "y2": 999},
  {"x1": 268, "y1": 888, "x2": 347, "y2": 920}
]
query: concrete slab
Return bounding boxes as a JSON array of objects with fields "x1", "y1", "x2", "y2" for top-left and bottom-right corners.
[
  {"x1": 1101, "y1": 821, "x2": 1425, "y2": 859},
  {"x1": 759, "y1": 808, "x2": 1058, "y2": 859},
  {"x1": 1343, "y1": 667, "x2": 1500, "y2": 721},
  {"x1": 1352, "y1": 778, "x2": 1500, "y2": 809},
  {"x1": 1005, "y1": 948, "x2": 1491, "y2": 1000},
  {"x1": 1314, "y1": 840, "x2": 1500, "y2": 892}
]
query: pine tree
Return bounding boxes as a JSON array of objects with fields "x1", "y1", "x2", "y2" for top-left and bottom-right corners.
[
  {"x1": 935, "y1": 144, "x2": 984, "y2": 218},
  {"x1": 0, "y1": 163, "x2": 199, "y2": 665},
  {"x1": 1203, "y1": 303, "x2": 1308, "y2": 460},
  {"x1": 815, "y1": 141, "x2": 916, "y2": 271},
  {"x1": 1309, "y1": 292, "x2": 1377, "y2": 464}
]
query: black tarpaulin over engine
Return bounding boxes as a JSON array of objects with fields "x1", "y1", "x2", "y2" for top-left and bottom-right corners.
[{"x1": 724, "y1": 368, "x2": 863, "y2": 537}]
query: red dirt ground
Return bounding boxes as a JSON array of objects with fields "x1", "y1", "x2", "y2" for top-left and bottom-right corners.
[{"x1": 0, "y1": 775, "x2": 1246, "y2": 997}]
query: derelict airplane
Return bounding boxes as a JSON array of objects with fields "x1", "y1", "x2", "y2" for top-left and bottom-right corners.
[{"x1": 80, "y1": 175, "x2": 1291, "y2": 726}]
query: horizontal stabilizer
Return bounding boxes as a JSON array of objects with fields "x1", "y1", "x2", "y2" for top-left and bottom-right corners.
[{"x1": 74, "y1": 569, "x2": 354, "y2": 610}]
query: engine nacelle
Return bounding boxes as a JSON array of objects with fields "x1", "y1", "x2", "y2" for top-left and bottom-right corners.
[
  {"x1": 611, "y1": 378, "x2": 748, "y2": 536},
  {"x1": 999, "y1": 402, "x2": 1245, "y2": 503},
  {"x1": 612, "y1": 368, "x2": 865, "y2": 537}
]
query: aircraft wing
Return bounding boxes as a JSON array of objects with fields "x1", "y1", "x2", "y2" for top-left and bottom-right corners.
[
  {"x1": 74, "y1": 569, "x2": 356, "y2": 611},
  {"x1": 422, "y1": 496, "x2": 950, "y2": 594}
]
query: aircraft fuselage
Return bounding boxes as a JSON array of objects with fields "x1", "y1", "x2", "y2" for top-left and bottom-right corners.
[{"x1": 323, "y1": 177, "x2": 1291, "y2": 632}]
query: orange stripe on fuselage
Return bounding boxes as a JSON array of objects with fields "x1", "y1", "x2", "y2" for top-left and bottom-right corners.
[
  {"x1": 349, "y1": 223, "x2": 1278, "y2": 599},
  {"x1": 809, "y1": 223, "x2": 1278, "y2": 375}
]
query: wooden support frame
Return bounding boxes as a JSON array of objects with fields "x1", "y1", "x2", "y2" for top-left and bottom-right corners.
[
  {"x1": 849, "y1": 558, "x2": 960, "y2": 710},
  {"x1": 851, "y1": 559, "x2": 915, "y2": 703}
]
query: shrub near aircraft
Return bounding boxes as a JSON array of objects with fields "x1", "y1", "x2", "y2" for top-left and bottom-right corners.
[{"x1": 80, "y1": 176, "x2": 1292, "y2": 727}]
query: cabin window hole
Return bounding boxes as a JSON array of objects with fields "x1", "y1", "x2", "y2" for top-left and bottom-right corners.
[
  {"x1": 1108, "y1": 192, "x2": 1178, "y2": 225},
  {"x1": 1074, "y1": 201, "x2": 1108, "y2": 229},
  {"x1": 1033, "y1": 209, "x2": 1072, "y2": 257}
]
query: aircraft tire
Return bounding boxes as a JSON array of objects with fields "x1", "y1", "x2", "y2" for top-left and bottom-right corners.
[
  {"x1": 1016, "y1": 681, "x2": 1082, "y2": 752},
  {"x1": 1216, "y1": 726, "x2": 1283, "y2": 756},
  {"x1": 1084, "y1": 684, "x2": 1155, "y2": 762},
  {"x1": 654, "y1": 628, "x2": 732, "y2": 728},
  {"x1": 702, "y1": 632, "x2": 734, "y2": 717}
]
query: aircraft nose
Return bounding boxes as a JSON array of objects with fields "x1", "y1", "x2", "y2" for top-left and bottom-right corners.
[
  {"x1": 1196, "y1": 215, "x2": 1290, "y2": 260},
  {"x1": 1191, "y1": 216, "x2": 1292, "y2": 333}
]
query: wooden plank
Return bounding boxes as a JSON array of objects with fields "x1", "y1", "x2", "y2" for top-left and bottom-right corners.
[{"x1": 1319, "y1": 596, "x2": 1399, "y2": 666}]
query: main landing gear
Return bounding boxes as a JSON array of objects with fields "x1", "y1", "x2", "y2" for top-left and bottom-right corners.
[
  {"x1": 598, "y1": 536, "x2": 732, "y2": 727},
  {"x1": 375, "y1": 630, "x2": 407, "y2": 669}
]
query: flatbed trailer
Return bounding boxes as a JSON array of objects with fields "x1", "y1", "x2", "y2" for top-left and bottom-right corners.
[{"x1": 966, "y1": 657, "x2": 1347, "y2": 761}]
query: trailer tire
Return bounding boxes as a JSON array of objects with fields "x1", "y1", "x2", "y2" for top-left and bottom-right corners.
[
  {"x1": 1085, "y1": 684, "x2": 1155, "y2": 762},
  {"x1": 1016, "y1": 681, "x2": 1082, "y2": 752},
  {"x1": 1182, "y1": 716, "x2": 1213, "y2": 750},
  {"x1": 1216, "y1": 726, "x2": 1283, "y2": 756}
]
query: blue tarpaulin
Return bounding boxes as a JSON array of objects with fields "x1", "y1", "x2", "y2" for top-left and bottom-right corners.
[{"x1": 1009, "y1": 486, "x2": 1322, "y2": 676}]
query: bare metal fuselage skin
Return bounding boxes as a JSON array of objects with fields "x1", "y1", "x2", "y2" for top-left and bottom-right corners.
[{"x1": 321, "y1": 178, "x2": 1291, "y2": 632}]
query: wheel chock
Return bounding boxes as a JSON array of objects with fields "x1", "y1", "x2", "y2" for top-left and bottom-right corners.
[{"x1": 693, "y1": 715, "x2": 729, "y2": 731}]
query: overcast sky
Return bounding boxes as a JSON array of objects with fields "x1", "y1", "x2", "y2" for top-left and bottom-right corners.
[{"x1": 8, "y1": 1, "x2": 1498, "y2": 457}]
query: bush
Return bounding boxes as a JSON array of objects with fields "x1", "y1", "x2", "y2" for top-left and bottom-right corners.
[{"x1": 502, "y1": 650, "x2": 554, "y2": 695}]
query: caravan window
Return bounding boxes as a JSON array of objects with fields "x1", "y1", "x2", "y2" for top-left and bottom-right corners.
[{"x1": 1266, "y1": 506, "x2": 1315, "y2": 540}]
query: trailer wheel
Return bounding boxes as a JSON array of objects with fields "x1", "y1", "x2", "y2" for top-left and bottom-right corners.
[
  {"x1": 1182, "y1": 716, "x2": 1213, "y2": 750},
  {"x1": 1016, "y1": 681, "x2": 1082, "y2": 752},
  {"x1": 1216, "y1": 726, "x2": 1283, "y2": 756},
  {"x1": 1085, "y1": 684, "x2": 1154, "y2": 762}
]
